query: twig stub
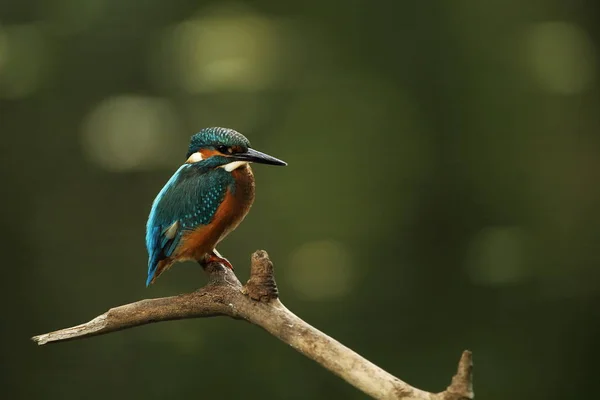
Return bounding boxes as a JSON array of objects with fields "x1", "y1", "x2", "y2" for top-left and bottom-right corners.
[
  {"x1": 244, "y1": 250, "x2": 279, "y2": 302},
  {"x1": 441, "y1": 350, "x2": 474, "y2": 400}
]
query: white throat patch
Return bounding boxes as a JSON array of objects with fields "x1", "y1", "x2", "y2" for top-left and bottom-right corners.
[{"x1": 221, "y1": 161, "x2": 248, "y2": 172}]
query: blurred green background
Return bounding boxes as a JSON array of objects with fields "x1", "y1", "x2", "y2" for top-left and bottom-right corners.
[{"x1": 2, "y1": 0, "x2": 599, "y2": 399}]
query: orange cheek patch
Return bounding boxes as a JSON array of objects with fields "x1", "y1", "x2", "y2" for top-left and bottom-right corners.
[{"x1": 200, "y1": 149, "x2": 221, "y2": 158}]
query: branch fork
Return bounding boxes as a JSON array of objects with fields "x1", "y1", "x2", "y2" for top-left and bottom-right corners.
[{"x1": 32, "y1": 250, "x2": 473, "y2": 400}]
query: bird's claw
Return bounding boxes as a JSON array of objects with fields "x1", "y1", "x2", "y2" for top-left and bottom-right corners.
[{"x1": 205, "y1": 253, "x2": 234, "y2": 271}]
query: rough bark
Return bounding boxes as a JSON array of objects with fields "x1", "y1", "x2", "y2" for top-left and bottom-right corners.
[{"x1": 32, "y1": 250, "x2": 473, "y2": 400}]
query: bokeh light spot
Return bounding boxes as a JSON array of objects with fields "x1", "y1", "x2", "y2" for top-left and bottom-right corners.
[
  {"x1": 150, "y1": 3, "x2": 282, "y2": 93},
  {"x1": 466, "y1": 227, "x2": 532, "y2": 286},
  {"x1": 525, "y1": 21, "x2": 596, "y2": 95},
  {"x1": 81, "y1": 95, "x2": 183, "y2": 171},
  {"x1": 287, "y1": 240, "x2": 355, "y2": 300}
]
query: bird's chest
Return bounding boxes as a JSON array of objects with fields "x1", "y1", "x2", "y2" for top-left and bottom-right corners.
[
  {"x1": 224, "y1": 164, "x2": 255, "y2": 229},
  {"x1": 193, "y1": 165, "x2": 255, "y2": 251},
  {"x1": 174, "y1": 165, "x2": 256, "y2": 260}
]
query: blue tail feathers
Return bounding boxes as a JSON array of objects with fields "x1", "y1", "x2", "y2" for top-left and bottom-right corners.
[{"x1": 146, "y1": 255, "x2": 159, "y2": 287}]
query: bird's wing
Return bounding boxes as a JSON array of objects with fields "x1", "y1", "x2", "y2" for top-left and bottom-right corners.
[{"x1": 145, "y1": 165, "x2": 231, "y2": 285}]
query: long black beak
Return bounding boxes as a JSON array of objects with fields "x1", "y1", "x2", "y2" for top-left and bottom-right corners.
[{"x1": 233, "y1": 148, "x2": 287, "y2": 166}]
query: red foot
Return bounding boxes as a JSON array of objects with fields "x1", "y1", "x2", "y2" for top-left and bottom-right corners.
[{"x1": 206, "y1": 251, "x2": 234, "y2": 270}]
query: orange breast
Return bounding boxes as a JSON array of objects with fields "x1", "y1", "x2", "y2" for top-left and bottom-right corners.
[{"x1": 175, "y1": 164, "x2": 256, "y2": 261}]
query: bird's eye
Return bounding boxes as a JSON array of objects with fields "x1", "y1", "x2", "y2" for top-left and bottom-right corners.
[{"x1": 217, "y1": 146, "x2": 233, "y2": 154}]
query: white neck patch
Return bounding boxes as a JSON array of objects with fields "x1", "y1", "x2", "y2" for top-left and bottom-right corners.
[
  {"x1": 221, "y1": 161, "x2": 248, "y2": 172},
  {"x1": 186, "y1": 152, "x2": 203, "y2": 163}
]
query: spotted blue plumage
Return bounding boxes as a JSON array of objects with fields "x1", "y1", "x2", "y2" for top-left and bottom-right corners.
[{"x1": 145, "y1": 158, "x2": 235, "y2": 286}]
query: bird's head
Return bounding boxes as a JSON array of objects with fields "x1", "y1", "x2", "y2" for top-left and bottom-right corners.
[{"x1": 185, "y1": 127, "x2": 286, "y2": 171}]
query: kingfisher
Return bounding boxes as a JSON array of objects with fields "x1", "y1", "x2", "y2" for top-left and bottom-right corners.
[{"x1": 145, "y1": 127, "x2": 286, "y2": 286}]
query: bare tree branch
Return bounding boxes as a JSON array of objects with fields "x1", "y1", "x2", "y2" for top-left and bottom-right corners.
[{"x1": 32, "y1": 250, "x2": 474, "y2": 400}]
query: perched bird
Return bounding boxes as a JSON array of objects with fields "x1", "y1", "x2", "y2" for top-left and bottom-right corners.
[{"x1": 145, "y1": 127, "x2": 286, "y2": 286}]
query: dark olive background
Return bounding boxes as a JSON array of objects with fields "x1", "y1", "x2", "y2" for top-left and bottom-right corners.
[{"x1": 1, "y1": 1, "x2": 599, "y2": 399}]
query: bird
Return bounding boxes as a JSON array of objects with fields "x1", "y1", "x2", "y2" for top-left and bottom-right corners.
[{"x1": 145, "y1": 127, "x2": 286, "y2": 286}]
